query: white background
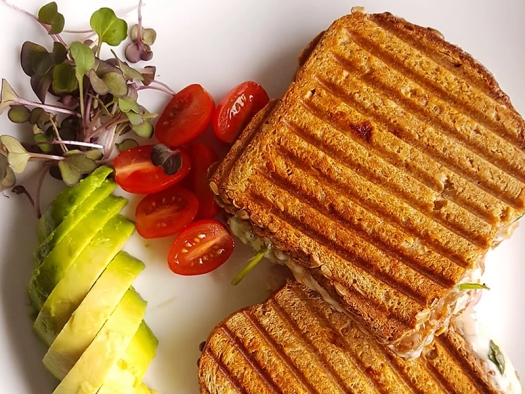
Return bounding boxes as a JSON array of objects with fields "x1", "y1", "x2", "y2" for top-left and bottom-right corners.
[{"x1": 0, "y1": 0, "x2": 523, "y2": 393}]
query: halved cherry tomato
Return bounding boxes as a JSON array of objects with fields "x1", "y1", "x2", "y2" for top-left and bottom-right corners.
[
  {"x1": 114, "y1": 144, "x2": 191, "y2": 194},
  {"x1": 187, "y1": 143, "x2": 221, "y2": 219},
  {"x1": 155, "y1": 84, "x2": 215, "y2": 147},
  {"x1": 135, "y1": 186, "x2": 199, "y2": 239},
  {"x1": 168, "y1": 219, "x2": 234, "y2": 275},
  {"x1": 213, "y1": 81, "x2": 269, "y2": 143}
]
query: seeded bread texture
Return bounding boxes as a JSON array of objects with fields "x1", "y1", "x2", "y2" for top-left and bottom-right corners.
[{"x1": 209, "y1": 10, "x2": 525, "y2": 353}]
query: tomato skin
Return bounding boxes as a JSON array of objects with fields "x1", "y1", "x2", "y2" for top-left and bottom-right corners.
[
  {"x1": 135, "y1": 186, "x2": 199, "y2": 239},
  {"x1": 168, "y1": 219, "x2": 234, "y2": 275},
  {"x1": 187, "y1": 143, "x2": 221, "y2": 219},
  {"x1": 155, "y1": 84, "x2": 215, "y2": 148},
  {"x1": 114, "y1": 144, "x2": 191, "y2": 194},
  {"x1": 213, "y1": 81, "x2": 270, "y2": 143}
]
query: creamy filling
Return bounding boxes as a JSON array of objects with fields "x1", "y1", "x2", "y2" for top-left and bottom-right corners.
[
  {"x1": 453, "y1": 309, "x2": 522, "y2": 394},
  {"x1": 229, "y1": 217, "x2": 483, "y2": 358}
]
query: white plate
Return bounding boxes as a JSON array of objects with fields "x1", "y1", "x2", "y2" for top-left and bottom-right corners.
[{"x1": 0, "y1": 0, "x2": 523, "y2": 393}]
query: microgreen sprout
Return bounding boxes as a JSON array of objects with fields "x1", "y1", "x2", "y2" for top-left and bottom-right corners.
[
  {"x1": 150, "y1": 144, "x2": 182, "y2": 175},
  {"x1": 231, "y1": 247, "x2": 268, "y2": 286},
  {"x1": 0, "y1": 1, "x2": 177, "y2": 216},
  {"x1": 488, "y1": 340, "x2": 505, "y2": 375},
  {"x1": 457, "y1": 283, "x2": 490, "y2": 291}
]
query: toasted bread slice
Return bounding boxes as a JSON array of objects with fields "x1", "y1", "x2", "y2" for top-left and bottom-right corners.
[
  {"x1": 209, "y1": 9, "x2": 525, "y2": 357},
  {"x1": 199, "y1": 281, "x2": 520, "y2": 394}
]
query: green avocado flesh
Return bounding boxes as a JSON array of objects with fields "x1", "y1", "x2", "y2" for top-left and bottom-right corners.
[
  {"x1": 98, "y1": 321, "x2": 158, "y2": 394},
  {"x1": 37, "y1": 166, "x2": 113, "y2": 242},
  {"x1": 34, "y1": 179, "x2": 117, "y2": 267},
  {"x1": 42, "y1": 252, "x2": 145, "y2": 380},
  {"x1": 50, "y1": 287, "x2": 147, "y2": 394},
  {"x1": 29, "y1": 194, "x2": 128, "y2": 311},
  {"x1": 33, "y1": 215, "x2": 135, "y2": 347}
]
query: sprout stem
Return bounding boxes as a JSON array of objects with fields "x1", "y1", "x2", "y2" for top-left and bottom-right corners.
[
  {"x1": 147, "y1": 79, "x2": 177, "y2": 95},
  {"x1": 17, "y1": 98, "x2": 80, "y2": 117},
  {"x1": 231, "y1": 247, "x2": 268, "y2": 286},
  {"x1": 34, "y1": 140, "x2": 104, "y2": 150},
  {"x1": 29, "y1": 153, "x2": 65, "y2": 161}
]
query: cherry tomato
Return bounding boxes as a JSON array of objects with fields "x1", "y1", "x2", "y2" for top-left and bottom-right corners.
[
  {"x1": 168, "y1": 219, "x2": 234, "y2": 275},
  {"x1": 114, "y1": 144, "x2": 191, "y2": 194},
  {"x1": 135, "y1": 186, "x2": 199, "y2": 239},
  {"x1": 213, "y1": 81, "x2": 269, "y2": 143},
  {"x1": 187, "y1": 143, "x2": 221, "y2": 219},
  {"x1": 155, "y1": 84, "x2": 215, "y2": 148}
]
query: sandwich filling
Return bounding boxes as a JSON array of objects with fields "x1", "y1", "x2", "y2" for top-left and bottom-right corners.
[
  {"x1": 453, "y1": 310, "x2": 522, "y2": 394},
  {"x1": 229, "y1": 216, "x2": 484, "y2": 359}
]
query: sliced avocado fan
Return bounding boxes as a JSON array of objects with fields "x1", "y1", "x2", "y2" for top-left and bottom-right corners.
[
  {"x1": 33, "y1": 215, "x2": 135, "y2": 346},
  {"x1": 37, "y1": 166, "x2": 113, "y2": 242},
  {"x1": 29, "y1": 194, "x2": 128, "y2": 311},
  {"x1": 51, "y1": 287, "x2": 147, "y2": 394},
  {"x1": 43, "y1": 251, "x2": 145, "y2": 380},
  {"x1": 34, "y1": 178, "x2": 117, "y2": 266}
]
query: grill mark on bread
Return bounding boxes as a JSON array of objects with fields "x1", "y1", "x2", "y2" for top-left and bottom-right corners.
[
  {"x1": 250, "y1": 186, "x2": 433, "y2": 311},
  {"x1": 369, "y1": 14, "x2": 523, "y2": 131},
  {"x1": 240, "y1": 310, "x2": 317, "y2": 392},
  {"x1": 263, "y1": 147, "x2": 463, "y2": 287},
  {"x1": 267, "y1": 299, "x2": 350, "y2": 393},
  {"x1": 313, "y1": 77, "x2": 524, "y2": 210},
  {"x1": 219, "y1": 325, "x2": 281, "y2": 393},
  {"x1": 296, "y1": 97, "x2": 508, "y2": 225},
  {"x1": 269, "y1": 135, "x2": 477, "y2": 269},
  {"x1": 341, "y1": 24, "x2": 525, "y2": 155},
  {"x1": 329, "y1": 45, "x2": 525, "y2": 189},
  {"x1": 422, "y1": 359, "x2": 462, "y2": 393},
  {"x1": 286, "y1": 284, "x2": 414, "y2": 394},
  {"x1": 202, "y1": 347, "x2": 247, "y2": 393},
  {"x1": 281, "y1": 119, "x2": 491, "y2": 251}
]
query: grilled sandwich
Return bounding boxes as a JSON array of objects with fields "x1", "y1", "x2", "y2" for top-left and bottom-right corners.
[
  {"x1": 198, "y1": 281, "x2": 521, "y2": 394},
  {"x1": 209, "y1": 8, "x2": 525, "y2": 358}
]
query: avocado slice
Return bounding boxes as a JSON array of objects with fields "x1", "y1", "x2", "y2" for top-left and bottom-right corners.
[
  {"x1": 37, "y1": 166, "x2": 113, "y2": 242},
  {"x1": 51, "y1": 287, "x2": 147, "y2": 394},
  {"x1": 98, "y1": 321, "x2": 158, "y2": 394},
  {"x1": 33, "y1": 215, "x2": 135, "y2": 346},
  {"x1": 34, "y1": 179, "x2": 117, "y2": 266},
  {"x1": 29, "y1": 194, "x2": 128, "y2": 311},
  {"x1": 42, "y1": 252, "x2": 144, "y2": 380}
]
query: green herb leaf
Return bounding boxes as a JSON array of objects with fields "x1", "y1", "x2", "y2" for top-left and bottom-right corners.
[
  {"x1": 58, "y1": 154, "x2": 97, "y2": 186},
  {"x1": 131, "y1": 120, "x2": 153, "y2": 138},
  {"x1": 90, "y1": 8, "x2": 128, "y2": 47},
  {"x1": 126, "y1": 111, "x2": 143, "y2": 126},
  {"x1": 88, "y1": 69, "x2": 109, "y2": 95},
  {"x1": 130, "y1": 25, "x2": 157, "y2": 46},
  {"x1": 30, "y1": 72, "x2": 53, "y2": 103},
  {"x1": 69, "y1": 41, "x2": 95, "y2": 77},
  {"x1": 8, "y1": 106, "x2": 30, "y2": 123},
  {"x1": 29, "y1": 108, "x2": 50, "y2": 128},
  {"x1": 84, "y1": 149, "x2": 103, "y2": 161},
  {"x1": 0, "y1": 79, "x2": 21, "y2": 115},
  {"x1": 52, "y1": 63, "x2": 78, "y2": 94},
  {"x1": 0, "y1": 154, "x2": 16, "y2": 189},
  {"x1": 488, "y1": 340, "x2": 505, "y2": 375},
  {"x1": 20, "y1": 42, "x2": 47, "y2": 77},
  {"x1": 232, "y1": 247, "x2": 268, "y2": 286},
  {"x1": 118, "y1": 97, "x2": 140, "y2": 113},
  {"x1": 1, "y1": 135, "x2": 30, "y2": 173},
  {"x1": 110, "y1": 51, "x2": 143, "y2": 81},
  {"x1": 38, "y1": 2, "x2": 65, "y2": 34},
  {"x1": 34, "y1": 133, "x2": 53, "y2": 154},
  {"x1": 116, "y1": 138, "x2": 138, "y2": 152},
  {"x1": 102, "y1": 72, "x2": 128, "y2": 96},
  {"x1": 457, "y1": 283, "x2": 490, "y2": 291}
]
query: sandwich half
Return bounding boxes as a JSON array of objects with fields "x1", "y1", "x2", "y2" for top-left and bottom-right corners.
[
  {"x1": 209, "y1": 9, "x2": 525, "y2": 358},
  {"x1": 198, "y1": 281, "x2": 521, "y2": 394}
]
